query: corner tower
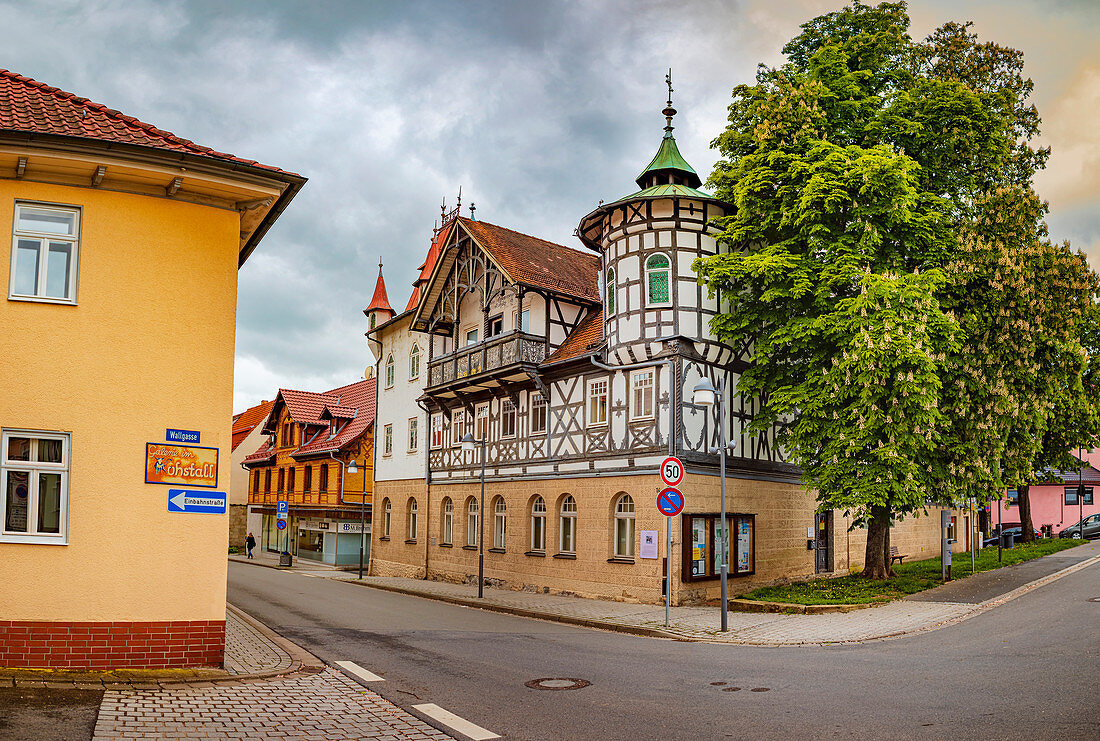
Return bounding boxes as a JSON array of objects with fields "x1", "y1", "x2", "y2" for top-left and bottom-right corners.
[{"x1": 577, "y1": 75, "x2": 730, "y2": 365}]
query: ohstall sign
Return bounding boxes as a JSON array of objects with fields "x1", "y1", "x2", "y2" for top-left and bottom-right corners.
[{"x1": 145, "y1": 443, "x2": 219, "y2": 488}]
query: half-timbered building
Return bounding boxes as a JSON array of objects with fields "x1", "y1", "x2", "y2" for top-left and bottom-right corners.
[{"x1": 368, "y1": 98, "x2": 955, "y2": 603}]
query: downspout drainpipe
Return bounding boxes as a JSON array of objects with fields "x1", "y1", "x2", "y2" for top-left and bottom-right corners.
[{"x1": 416, "y1": 397, "x2": 433, "y2": 580}]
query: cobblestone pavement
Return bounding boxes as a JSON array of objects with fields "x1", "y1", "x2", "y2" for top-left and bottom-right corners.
[
  {"x1": 232, "y1": 546, "x2": 1100, "y2": 645},
  {"x1": 92, "y1": 667, "x2": 455, "y2": 740},
  {"x1": 223, "y1": 608, "x2": 293, "y2": 676}
]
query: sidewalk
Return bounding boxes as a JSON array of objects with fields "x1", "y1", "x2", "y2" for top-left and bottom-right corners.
[{"x1": 231, "y1": 540, "x2": 1100, "y2": 645}]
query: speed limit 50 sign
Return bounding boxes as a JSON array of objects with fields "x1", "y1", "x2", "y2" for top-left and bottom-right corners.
[{"x1": 660, "y1": 456, "x2": 684, "y2": 487}]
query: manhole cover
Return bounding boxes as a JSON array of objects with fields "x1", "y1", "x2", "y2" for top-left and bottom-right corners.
[{"x1": 525, "y1": 678, "x2": 591, "y2": 691}]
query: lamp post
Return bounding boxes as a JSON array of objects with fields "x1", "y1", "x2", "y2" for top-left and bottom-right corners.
[
  {"x1": 346, "y1": 458, "x2": 368, "y2": 579},
  {"x1": 461, "y1": 432, "x2": 487, "y2": 598},
  {"x1": 693, "y1": 377, "x2": 734, "y2": 633}
]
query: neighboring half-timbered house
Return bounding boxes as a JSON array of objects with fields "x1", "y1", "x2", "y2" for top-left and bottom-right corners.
[{"x1": 368, "y1": 98, "x2": 955, "y2": 602}]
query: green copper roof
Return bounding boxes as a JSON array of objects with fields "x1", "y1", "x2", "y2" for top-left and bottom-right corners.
[
  {"x1": 635, "y1": 132, "x2": 702, "y2": 188},
  {"x1": 613, "y1": 182, "x2": 714, "y2": 204}
]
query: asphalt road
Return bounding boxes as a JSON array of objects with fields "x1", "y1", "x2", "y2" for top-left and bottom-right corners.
[{"x1": 228, "y1": 559, "x2": 1100, "y2": 740}]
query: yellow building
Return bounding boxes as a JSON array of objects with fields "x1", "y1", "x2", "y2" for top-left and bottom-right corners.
[{"x1": 0, "y1": 70, "x2": 304, "y2": 668}]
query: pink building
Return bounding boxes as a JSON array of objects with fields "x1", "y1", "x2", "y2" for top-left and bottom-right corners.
[{"x1": 992, "y1": 457, "x2": 1100, "y2": 537}]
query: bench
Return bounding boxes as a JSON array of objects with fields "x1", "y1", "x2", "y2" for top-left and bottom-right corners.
[{"x1": 889, "y1": 546, "x2": 907, "y2": 565}]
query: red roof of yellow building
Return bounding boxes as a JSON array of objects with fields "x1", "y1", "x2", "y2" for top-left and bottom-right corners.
[{"x1": 231, "y1": 399, "x2": 274, "y2": 452}]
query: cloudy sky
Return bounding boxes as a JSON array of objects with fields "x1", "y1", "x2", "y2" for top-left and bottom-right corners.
[{"x1": 4, "y1": 0, "x2": 1097, "y2": 410}]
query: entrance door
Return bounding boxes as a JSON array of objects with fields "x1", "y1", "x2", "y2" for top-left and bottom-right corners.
[{"x1": 815, "y1": 511, "x2": 833, "y2": 574}]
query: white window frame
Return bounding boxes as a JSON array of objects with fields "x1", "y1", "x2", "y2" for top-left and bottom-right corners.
[
  {"x1": 407, "y1": 417, "x2": 418, "y2": 453},
  {"x1": 465, "y1": 326, "x2": 479, "y2": 346},
  {"x1": 587, "y1": 378, "x2": 608, "y2": 427},
  {"x1": 382, "y1": 498, "x2": 391, "y2": 538},
  {"x1": 614, "y1": 494, "x2": 635, "y2": 558},
  {"x1": 467, "y1": 498, "x2": 479, "y2": 547},
  {"x1": 530, "y1": 393, "x2": 547, "y2": 435},
  {"x1": 385, "y1": 355, "x2": 395, "y2": 389},
  {"x1": 431, "y1": 414, "x2": 443, "y2": 449},
  {"x1": 645, "y1": 252, "x2": 672, "y2": 307},
  {"x1": 9, "y1": 203, "x2": 81, "y2": 305},
  {"x1": 501, "y1": 399, "x2": 517, "y2": 439},
  {"x1": 559, "y1": 495, "x2": 577, "y2": 554},
  {"x1": 442, "y1": 497, "x2": 453, "y2": 545},
  {"x1": 493, "y1": 497, "x2": 507, "y2": 549},
  {"x1": 408, "y1": 498, "x2": 418, "y2": 541},
  {"x1": 531, "y1": 496, "x2": 546, "y2": 551},
  {"x1": 1, "y1": 429, "x2": 70, "y2": 544},
  {"x1": 630, "y1": 369, "x2": 655, "y2": 420},
  {"x1": 512, "y1": 309, "x2": 530, "y2": 333},
  {"x1": 383, "y1": 424, "x2": 393, "y2": 457},
  {"x1": 476, "y1": 402, "x2": 489, "y2": 441},
  {"x1": 409, "y1": 344, "x2": 421, "y2": 380},
  {"x1": 451, "y1": 410, "x2": 465, "y2": 447},
  {"x1": 606, "y1": 266, "x2": 616, "y2": 315}
]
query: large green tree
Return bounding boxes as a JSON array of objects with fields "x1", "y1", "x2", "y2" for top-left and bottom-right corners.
[{"x1": 695, "y1": 1, "x2": 1098, "y2": 577}]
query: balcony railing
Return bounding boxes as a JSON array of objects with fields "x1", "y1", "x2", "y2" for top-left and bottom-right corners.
[{"x1": 428, "y1": 331, "x2": 548, "y2": 388}]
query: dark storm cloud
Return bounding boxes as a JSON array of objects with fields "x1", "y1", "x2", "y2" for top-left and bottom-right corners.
[{"x1": 1, "y1": 0, "x2": 1094, "y2": 408}]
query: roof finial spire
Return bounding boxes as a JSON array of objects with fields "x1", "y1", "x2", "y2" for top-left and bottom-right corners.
[
  {"x1": 662, "y1": 68, "x2": 676, "y2": 137},
  {"x1": 456, "y1": 185, "x2": 462, "y2": 212},
  {"x1": 469, "y1": 201, "x2": 476, "y2": 220},
  {"x1": 378, "y1": 257, "x2": 383, "y2": 275},
  {"x1": 440, "y1": 196, "x2": 447, "y2": 223}
]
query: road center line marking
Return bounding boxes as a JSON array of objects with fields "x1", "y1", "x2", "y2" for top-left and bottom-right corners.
[
  {"x1": 335, "y1": 660, "x2": 384, "y2": 682},
  {"x1": 412, "y1": 703, "x2": 500, "y2": 740}
]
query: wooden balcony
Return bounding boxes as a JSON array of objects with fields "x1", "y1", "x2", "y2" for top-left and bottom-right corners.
[{"x1": 427, "y1": 331, "x2": 547, "y2": 395}]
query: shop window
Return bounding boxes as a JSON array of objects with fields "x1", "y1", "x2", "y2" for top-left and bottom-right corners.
[
  {"x1": 682, "y1": 513, "x2": 756, "y2": 581},
  {"x1": 1, "y1": 429, "x2": 69, "y2": 543},
  {"x1": 613, "y1": 494, "x2": 635, "y2": 558},
  {"x1": 493, "y1": 497, "x2": 507, "y2": 549},
  {"x1": 587, "y1": 378, "x2": 608, "y2": 427},
  {"x1": 559, "y1": 495, "x2": 577, "y2": 554},
  {"x1": 630, "y1": 369, "x2": 654, "y2": 420},
  {"x1": 501, "y1": 400, "x2": 516, "y2": 438},
  {"x1": 645, "y1": 253, "x2": 671, "y2": 306},
  {"x1": 531, "y1": 393, "x2": 547, "y2": 435},
  {"x1": 441, "y1": 497, "x2": 453, "y2": 545},
  {"x1": 467, "y1": 498, "x2": 479, "y2": 547},
  {"x1": 407, "y1": 498, "x2": 418, "y2": 542},
  {"x1": 9, "y1": 203, "x2": 80, "y2": 304},
  {"x1": 409, "y1": 344, "x2": 421, "y2": 380},
  {"x1": 530, "y1": 496, "x2": 546, "y2": 551}
]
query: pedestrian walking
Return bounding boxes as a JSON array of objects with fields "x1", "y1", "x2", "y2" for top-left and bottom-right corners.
[{"x1": 246, "y1": 532, "x2": 256, "y2": 559}]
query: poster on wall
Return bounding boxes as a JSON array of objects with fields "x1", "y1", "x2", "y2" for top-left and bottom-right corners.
[
  {"x1": 639, "y1": 530, "x2": 658, "y2": 559},
  {"x1": 691, "y1": 518, "x2": 707, "y2": 577},
  {"x1": 737, "y1": 519, "x2": 752, "y2": 573},
  {"x1": 145, "y1": 443, "x2": 218, "y2": 488}
]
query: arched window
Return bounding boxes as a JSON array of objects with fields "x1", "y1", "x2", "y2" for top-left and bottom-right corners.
[
  {"x1": 407, "y1": 498, "x2": 418, "y2": 541},
  {"x1": 385, "y1": 354, "x2": 395, "y2": 388},
  {"x1": 559, "y1": 495, "x2": 577, "y2": 554},
  {"x1": 614, "y1": 494, "x2": 635, "y2": 557},
  {"x1": 441, "y1": 497, "x2": 453, "y2": 545},
  {"x1": 382, "y1": 498, "x2": 391, "y2": 538},
  {"x1": 645, "y1": 253, "x2": 671, "y2": 306},
  {"x1": 467, "y1": 498, "x2": 479, "y2": 547},
  {"x1": 409, "y1": 344, "x2": 421, "y2": 380},
  {"x1": 531, "y1": 496, "x2": 546, "y2": 551},
  {"x1": 606, "y1": 267, "x2": 616, "y2": 315},
  {"x1": 493, "y1": 497, "x2": 507, "y2": 549}
]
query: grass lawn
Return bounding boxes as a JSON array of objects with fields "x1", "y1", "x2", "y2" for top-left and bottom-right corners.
[{"x1": 738, "y1": 538, "x2": 1086, "y2": 605}]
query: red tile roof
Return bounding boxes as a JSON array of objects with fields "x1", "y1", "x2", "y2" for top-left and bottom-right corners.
[
  {"x1": 366, "y1": 270, "x2": 394, "y2": 315},
  {"x1": 231, "y1": 400, "x2": 274, "y2": 452},
  {"x1": 460, "y1": 218, "x2": 600, "y2": 303},
  {"x1": 544, "y1": 309, "x2": 604, "y2": 364},
  {"x1": 402, "y1": 222, "x2": 453, "y2": 313},
  {"x1": 293, "y1": 378, "x2": 376, "y2": 458},
  {"x1": 403, "y1": 285, "x2": 421, "y2": 313},
  {"x1": 0, "y1": 69, "x2": 298, "y2": 176},
  {"x1": 242, "y1": 441, "x2": 275, "y2": 465}
]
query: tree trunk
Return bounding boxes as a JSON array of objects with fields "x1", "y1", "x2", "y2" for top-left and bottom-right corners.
[
  {"x1": 1017, "y1": 484, "x2": 1035, "y2": 543},
  {"x1": 862, "y1": 506, "x2": 894, "y2": 579}
]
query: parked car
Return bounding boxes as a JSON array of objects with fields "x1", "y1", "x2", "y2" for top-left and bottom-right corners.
[
  {"x1": 982, "y1": 526, "x2": 1041, "y2": 548},
  {"x1": 1058, "y1": 514, "x2": 1100, "y2": 540}
]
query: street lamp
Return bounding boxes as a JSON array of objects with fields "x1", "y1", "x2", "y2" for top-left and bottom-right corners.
[
  {"x1": 346, "y1": 458, "x2": 368, "y2": 579},
  {"x1": 461, "y1": 431, "x2": 487, "y2": 598},
  {"x1": 693, "y1": 377, "x2": 732, "y2": 632}
]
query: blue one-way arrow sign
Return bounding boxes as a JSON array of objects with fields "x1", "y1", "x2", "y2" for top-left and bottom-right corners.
[{"x1": 168, "y1": 489, "x2": 227, "y2": 514}]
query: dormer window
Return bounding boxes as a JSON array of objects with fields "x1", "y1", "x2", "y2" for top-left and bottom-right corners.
[{"x1": 646, "y1": 253, "x2": 671, "y2": 306}]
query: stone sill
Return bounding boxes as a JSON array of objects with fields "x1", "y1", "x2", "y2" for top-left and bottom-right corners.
[{"x1": 552, "y1": 552, "x2": 576, "y2": 560}]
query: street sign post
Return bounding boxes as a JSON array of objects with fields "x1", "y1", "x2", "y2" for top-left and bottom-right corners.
[
  {"x1": 660, "y1": 456, "x2": 684, "y2": 488},
  {"x1": 657, "y1": 487, "x2": 685, "y2": 517},
  {"x1": 276, "y1": 519, "x2": 287, "y2": 530},
  {"x1": 167, "y1": 489, "x2": 226, "y2": 514}
]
